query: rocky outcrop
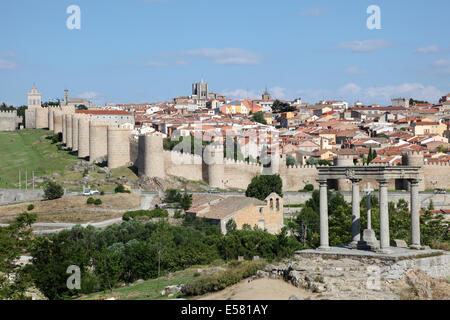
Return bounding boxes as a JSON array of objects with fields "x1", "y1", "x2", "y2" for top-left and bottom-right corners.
[{"x1": 258, "y1": 253, "x2": 450, "y2": 300}]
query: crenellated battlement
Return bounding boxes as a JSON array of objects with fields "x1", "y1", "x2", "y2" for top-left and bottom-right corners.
[
  {"x1": 224, "y1": 158, "x2": 263, "y2": 168},
  {"x1": 424, "y1": 162, "x2": 450, "y2": 167},
  {"x1": 285, "y1": 165, "x2": 317, "y2": 170},
  {"x1": 0, "y1": 110, "x2": 17, "y2": 115},
  {"x1": 404, "y1": 151, "x2": 424, "y2": 156},
  {"x1": 164, "y1": 150, "x2": 203, "y2": 165}
]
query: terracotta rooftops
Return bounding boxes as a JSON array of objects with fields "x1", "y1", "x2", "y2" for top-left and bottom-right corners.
[{"x1": 76, "y1": 110, "x2": 132, "y2": 115}]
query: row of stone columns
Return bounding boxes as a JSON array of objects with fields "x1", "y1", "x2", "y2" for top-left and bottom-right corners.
[{"x1": 318, "y1": 178, "x2": 421, "y2": 253}]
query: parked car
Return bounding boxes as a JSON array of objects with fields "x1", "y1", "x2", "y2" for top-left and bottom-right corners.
[
  {"x1": 434, "y1": 189, "x2": 447, "y2": 194},
  {"x1": 82, "y1": 189, "x2": 100, "y2": 196},
  {"x1": 208, "y1": 189, "x2": 220, "y2": 194}
]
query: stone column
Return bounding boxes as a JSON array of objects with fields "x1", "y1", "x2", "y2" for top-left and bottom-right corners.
[
  {"x1": 350, "y1": 179, "x2": 361, "y2": 248},
  {"x1": 318, "y1": 179, "x2": 330, "y2": 250},
  {"x1": 410, "y1": 179, "x2": 421, "y2": 249},
  {"x1": 378, "y1": 179, "x2": 391, "y2": 253}
]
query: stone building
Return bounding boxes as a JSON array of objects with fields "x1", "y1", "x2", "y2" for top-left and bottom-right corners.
[
  {"x1": 76, "y1": 110, "x2": 134, "y2": 126},
  {"x1": 186, "y1": 192, "x2": 284, "y2": 234},
  {"x1": 61, "y1": 89, "x2": 93, "y2": 109},
  {"x1": 192, "y1": 79, "x2": 209, "y2": 100}
]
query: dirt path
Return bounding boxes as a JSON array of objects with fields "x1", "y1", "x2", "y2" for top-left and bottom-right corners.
[{"x1": 196, "y1": 278, "x2": 310, "y2": 300}]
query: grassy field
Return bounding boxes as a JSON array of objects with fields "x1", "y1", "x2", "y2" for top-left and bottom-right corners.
[
  {"x1": 0, "y1": 129, "x2": 139, "y2": 191},
  {"x1": 0, "y1": 129, "x2": 79, "y2": 189},
  {"x1": 78, "y1": 266, "x2": 213, "y2": 300}
]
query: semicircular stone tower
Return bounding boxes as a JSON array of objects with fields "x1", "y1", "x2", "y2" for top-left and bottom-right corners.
[
  {"x1": 402, "y1": 151, "x2": 425, "y2": 191},
  {"x1": 62, "y1": 114, "x2": 67, "y2": 144},
  {"x1": 107, "y1": 125, "x2": 131, "y2": 169},
  {"x1": 54, "y1": 111, "x2": 63, "y2": 134},
  {"x1": 66, "y1": 114, "x2": 73, "y2": 149},
  {"x1": 71, "y1": 115, "x2": 79, "y2": 152},
  {"x1": 140, "y1": 133, "x2": 165, "y2": 179},
  {"x1": 78, "y1": 116, "x2": 90, "y2": 158},
  {"x1": 335, "y1": 155, "x2": 354, "y2": 191},
  {"x1": 48, "y1": 109, "x2": 54, "y2": 131},
  {"x1": 206, "y1": 145, "x2": 224, "y2": 189},
  {"x1": 89, "y1": 120, "x2": 108, "y2": 163}
]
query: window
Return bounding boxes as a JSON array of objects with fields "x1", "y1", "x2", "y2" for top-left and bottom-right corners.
[
  {"x1": 270, "y1": 198, "x2": 273, "y2": 209},
  {"x1": 259, "y1": 207, "x2": 264, "y2": 214},
  {"x1": 276, "y1": 198, "x2": 280, "y2": 211}
]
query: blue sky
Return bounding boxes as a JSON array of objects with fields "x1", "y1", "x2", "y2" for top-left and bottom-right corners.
[{"x1": 0, "y1": 0, "x2": 449, "y2": 106}]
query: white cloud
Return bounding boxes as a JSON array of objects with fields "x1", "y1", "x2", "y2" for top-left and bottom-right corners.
[
  {"x1": 339, "y1": 40, "x2": 392, "y2": 53},
  {"x1": 0, "y1": 59, "x2": 16, "y2": 70},
  {"x1": 299, "y1": 6, "x2": 328, "y2": 17},
  {"x1": 221, "y1": 89, "x2": 259, "y2": 99},
  {"x1": 338, "y1": 83, "x2": 443, "y2": 104},
  {"x1": 415, "y1": 45, "x2": 439, "y2": 54},
  {"x1": 270, "y1": 86, "x2": 287, "y2": 99},
  {"x1": 186, "y1": 48, "x2": 262, "y2": 65},
  {"x1": 338, "y1": 83, "x2": 362, "y2": 96},
  {"x1": 78, "y1": 92, "x2": 100, "y2": 100},
  {"x1": 431, "y1": 59, "x2": 450, "y2": 75},
  {"x1": 345, "y1": 66, "x2": 367, "y2": 75}
]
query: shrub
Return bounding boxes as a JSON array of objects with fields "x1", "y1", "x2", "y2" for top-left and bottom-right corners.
[
  {"x1": 87, "y1": 197, "x2": 95, "y2": 205},
  {"x1": 174, "y1": 210, "x2": 183, "y2": 219},
  {"x1": 303, "y1": 184, "x2": 314, "y2": 192},
  {"x1": 122, "y1": 209, "x2": 169, "y2": 221},
  {"x1": 114, "y1": 184, "x2": 130, "y2": 194},
  {"x1": 94, "y1": 199, "x2": 102, "y2": 206},
  {"x1": 43, "y1": 181, "x2": 64, "y2": 200},
  {"x1": 27, "y1": 204, "x2": 35, "y2": 211},
  {"x1": 100, "y1": 191, "x2": 105, "y2": 196}
]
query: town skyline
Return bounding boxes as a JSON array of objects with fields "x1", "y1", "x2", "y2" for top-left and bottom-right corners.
[{"x1": 1, "y1": 0, "x2": 449, "y2": 106}]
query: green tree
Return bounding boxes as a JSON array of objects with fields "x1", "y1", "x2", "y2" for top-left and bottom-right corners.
[
  {"x1": 180, "y1": 192, "x2": 193, "y2": 211},
  {"x1": 43, "y1": 181, "x2": 64, "y2": 200},
  {"x1": 0, "y1": 212, "x2": 36, "y2": 299},
  {"x1": 94, "y1": 248, "x2": 124, "y2": 292},
  {"x1": 226, "y1": 219, "x2": 237, "y2": 234},
  {"x1": 286, "y1": 155, "x2": 298, "y2": 167},
  {"x1": 245, "y1": 174, "x2": 283, "y2": 201},
  {"x1": 251, "y1": 111, "x2": 267, "y2": 125},
  {"x1": 271, "y1": 100, "x2": 296, "y2": 113},
  {"x1": 437, "y1": 145, "x2": 448, "y2": 153},
  {"x1": 150, "y1": 221, "x2": 174, "y2": 293}
]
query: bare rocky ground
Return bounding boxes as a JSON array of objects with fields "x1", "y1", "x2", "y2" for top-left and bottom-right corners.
[
  {"x1": 255, "y1": 255, "x2": 450, "y2": 300},
  {"x1": 139, "y1": 175, "x2": 212, "y2": 192}
]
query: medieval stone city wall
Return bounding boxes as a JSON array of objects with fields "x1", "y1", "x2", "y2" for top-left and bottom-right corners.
[
  {"x1": 280, "y1": 165, "x2": 319, "y2": 191},
  {"x1": 77, "y1": 116, "x2": 90, "y2": 158},
  {"x1": 71, "y1": 115, "x2": 80, "y2": 152},
  {"x1": 0, "y1": 110, "x2": 19, "y2": 131},
  {"x1": 25, "y1": 109, "x2": 36, "y2": 129},
  {"x1": 65, "y1": 114, "x2": 73, "y2": 149},
  {"x1": 107, "y1": 126, "x2": 132, "y2": 169},
  {"x1": 35, "y1": 107, "x2": 48, "y2": 129},
  {"x1": 164, "y1": 150, "x2": 203, "y2": 181},
  {"x1": 423, "y1": 163, "x2": 450, "y2": 190},
  {"x1": 223, "y1": 160, "x2": 263, "y2": 190},
  {"x1": 89, "y1": 120, "x2": 108, "y2": 163},
  {"x1": 45, "y1": 114, "x2": 447, "y2": 193}
]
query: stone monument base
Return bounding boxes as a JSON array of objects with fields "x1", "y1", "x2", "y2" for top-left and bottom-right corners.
[{"x1": 357, "y1": 229, "x2": 380, "y2": 251}]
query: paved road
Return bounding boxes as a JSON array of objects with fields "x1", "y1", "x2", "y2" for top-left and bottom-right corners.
[{"x1": 33, "y1": 218, "x2": 124, "y2": 235}]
